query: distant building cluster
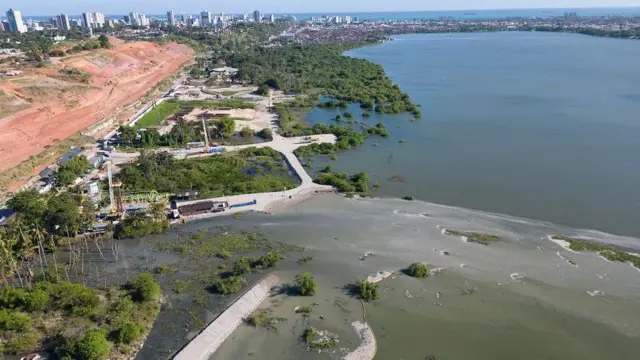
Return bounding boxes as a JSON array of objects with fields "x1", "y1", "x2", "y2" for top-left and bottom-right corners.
[{"x1": 1, "y1": 7, "x2": 278, "y2": 34}]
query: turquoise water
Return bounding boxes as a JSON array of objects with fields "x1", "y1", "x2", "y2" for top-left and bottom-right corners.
[{"x1": 305, "y1": 32, "x2": 640, "y2": 237}]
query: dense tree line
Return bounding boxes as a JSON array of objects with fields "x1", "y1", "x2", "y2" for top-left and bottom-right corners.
[{"x1": 222, "y1": 44, "x2": 420, "y2": 116}]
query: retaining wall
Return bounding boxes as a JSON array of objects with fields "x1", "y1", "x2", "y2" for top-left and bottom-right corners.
[{"x1": 173, "y1": 273, "x2": 280, "y2": 360}]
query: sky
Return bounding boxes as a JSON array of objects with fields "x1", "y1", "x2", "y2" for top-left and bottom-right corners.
[{"x1": 6, "y1": 0, "x2": 640, "y2": 17}]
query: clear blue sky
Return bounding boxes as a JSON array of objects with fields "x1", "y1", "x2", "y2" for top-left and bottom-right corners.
[{"x1": 7, "y1": 0, "x2": 640, "y2": 17}]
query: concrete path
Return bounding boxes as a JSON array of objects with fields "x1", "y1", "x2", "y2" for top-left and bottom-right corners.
[{"x1": 173, "y1": 274, "x2": 280, "y2": 360}]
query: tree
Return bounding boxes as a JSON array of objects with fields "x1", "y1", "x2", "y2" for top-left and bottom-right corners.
[
  {"x1": 98, "y1": 34, "x2": 111, "y2": 49},
  {"x1": 256, "y1": 128, "x2": 273, "y2": 140},
  {"x1": 6, "y1": 190, "x2": 47, "y2": 222},
  {"x1": 239, "y1": 127, "x2": 255, "y2": 138},
  {"x1": 149, "y1": 198, "x2": 168, "y2": 221},
  {"x1": 354, "y1": 279, "x2": 379, "y2": 302},
  {"x1": 256, "y1": 83, "x2": 269, "y2": 96},
  {"x1": 295, "y1": 271, "x2": 317, "y2": 296},
  {"x1": 406, "y1": 263, "x2": 429, "y2": 278},
  {"x1": 215, "y1": 118, "x2": 236, "y2": 138},
  {"x1": 129, "y1": 273, "x2": 161, "y2": 303}
]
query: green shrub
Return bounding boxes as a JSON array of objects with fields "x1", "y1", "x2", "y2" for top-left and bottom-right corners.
[
  {"x1": 5, "y1": 331, "x2": 40, "y2": 354},
  {"x1": 25, "y1": 289, "x2": 50, "y2": 312},
  {"x1": 257, "y1": 128, "x2": 273, "y2": 140},
  {"x1": 402, "y1": 196, "x2": 414, "y2": 201},
  {"x1": 0, "y1": 288, "x2": 28, "y2": 309},
  {"x1": 239, "y1": 127, "x2": 255, "y2": 138},
  {"x1": 295, "y1": 272, "x2": 317, "y2": 296},
  {"x1": 154, "y1": 264, "x2": 177, "y2": 274},
  {"x1": 232, "y1": 257, "x2": 252, "y2": 276},
  {"x1": 116, "y1": 322, "x2": 145, "y2": 344},
  {"x1": 129, "y1": 273, "x2": 161, "y2": 303},
  {"x1": 297, "y1": 256, "x2": 313, "y2": 264},
  {"x1": 252, "y1": 251, "x2": 283, "y2": 269},
  {"x1": 406, "y1": 263, "x2": 429, "y2": 278},
  {"x1": 295, "y1": 306, "x2": 312, "y2": 313},
  {"x1": 0, "y1": 309, "x2": 31, "y2": 334},
  {"x1": 353, "y1": 279, "x2": 379, "y2": 302},
  {"x1": 73, "y1": 331, "x2": 110, "y2": 360},
  {"x1": 49, "y1": 282, "x2": 100, "y2": 316},
  {"x1": 211, "y1": 276, "x2": 246, "y2": 295}
]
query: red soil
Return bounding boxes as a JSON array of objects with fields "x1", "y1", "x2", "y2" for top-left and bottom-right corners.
[{"x1": 0, "y1": 40, "x2": 194, "y2": 172}]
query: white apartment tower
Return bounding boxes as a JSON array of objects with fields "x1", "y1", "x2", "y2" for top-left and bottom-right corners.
[{"x1": 6, "y1": 8, "x2": 27, "y2": 33}]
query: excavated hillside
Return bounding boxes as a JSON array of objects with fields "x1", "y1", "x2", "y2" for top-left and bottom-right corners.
[{"x1": 0, "y1": 39, "x2": 194, "y2": 173}]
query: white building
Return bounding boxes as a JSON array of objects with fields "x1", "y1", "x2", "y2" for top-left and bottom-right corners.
[
  {"x1": 82, "y1": 12, "x2": 92, "y2": 28},
  {"x1": 6, "y1": 8, "x2": 27, "y2": 33},
  {"x1": 200, "y1": 10, "x2": 212, "y2": 27},
  {"x1": 129, "y1": 12, "x2": 138, "y2": 26},
  {"x1": 270, "y1": 14, "x2": 275, "y2": 22},
  {"x1": 92, "y1": 12, "x2": 106, "y2": 27},
  {"x1": 57, "y1": 14, "x2": 71, "y2": 31},
  {"x1": 138, "y1": 14, "x2": 149, "y2": 27},
  {"x1": 345, "y1": 16, "x2": 352, "y2": 24}
]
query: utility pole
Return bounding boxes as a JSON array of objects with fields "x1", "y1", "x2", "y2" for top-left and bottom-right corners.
[
  {"x1": 107, "y1": 161, "x2": 115, "y2": 212},
  {"x1": 201, "y1": 115, "x2": 210, "y2": 153}
]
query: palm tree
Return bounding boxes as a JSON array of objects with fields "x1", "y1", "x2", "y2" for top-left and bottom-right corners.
[
  {"x1": 30, "y1": 223, "x2": 49, "y2": 274},
  {"x1": 150, "y1": 198, "x2": 169, "y2": 221},
  {"x1": 0, "y1": 234, "x2": 22, "y2": 288}
]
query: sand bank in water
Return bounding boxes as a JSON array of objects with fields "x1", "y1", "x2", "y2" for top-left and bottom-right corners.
[
  {"x1": 343, "y1": 321, "x2": 376, "y2": 360},
  {"x1": 547, "y1": 236, "x2": 578, "y2": 253},
  {"x1": 367, "y1": 271, "x2": 393, "y2": 283}
]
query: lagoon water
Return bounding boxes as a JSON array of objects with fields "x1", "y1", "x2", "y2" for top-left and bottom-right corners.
[
  {"x1": 210, "y1": 32, "x2": 640, "y2": 360},
  {"x1": 305, "y1": 32, "x2": 640, "y2": 238},
  {"x1": 212, "y1": 196, "x2": 640, "y2": 360}
]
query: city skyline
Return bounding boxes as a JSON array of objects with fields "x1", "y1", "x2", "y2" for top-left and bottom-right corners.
[{"x1": 3, "y1": 1, "x2": 640, "y2": 17}]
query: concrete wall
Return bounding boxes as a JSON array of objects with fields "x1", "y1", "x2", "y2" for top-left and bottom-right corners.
[{"x1": 173, "y1": 273, "x2": 280, "y2": 360}]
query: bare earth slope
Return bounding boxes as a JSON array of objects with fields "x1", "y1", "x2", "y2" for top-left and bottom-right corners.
[{"x1": 0, "y1": 39, "x2": 194, "y2": 172}]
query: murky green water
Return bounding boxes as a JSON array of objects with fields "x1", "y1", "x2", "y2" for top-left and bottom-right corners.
[{"x1": 209, "y1": 195, "x2": 640, "y2": 360}]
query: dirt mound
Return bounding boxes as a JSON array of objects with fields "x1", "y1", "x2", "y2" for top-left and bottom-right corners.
[{"x1": 0, "y1": 40, "x2": 194, "y2": 173}]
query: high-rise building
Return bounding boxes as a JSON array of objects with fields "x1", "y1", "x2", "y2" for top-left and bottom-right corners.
[
  {"x1": 1, "y1": 21, "x2": 11, "y2": 32},
  {"x1": 345, "y1": 16, "x2": 352, "y2": 24},
  {"x1": 57, "y1": 14, "x2": 71, "y2": 31},
  {"x1": 253, "y1": 10, "x2": 261, "y2": 22},
  {"x1": 129, "y1": 12, "x2": 138, "y2": 26},
  {"x1": 167, "y1": 10, "x2": 175, "y2": 26},
  {"x1": 92, "y1": 12, "x2": 106, "y2": 27},
  {"x1": 138, "y1": 14, "x2": 149, "y2": 27},
  {"x1": 270, "y1": 14, "x2": 275, "y2": 23},
  {"x1": 82, "y1": 12, "x2": 92, "y2": 28},
  {"x1": 6, "y1": 8, "x2": 27, "y2": 33},
  {"x1": 200, "y1": 10, "x2": 212, "y2": 27}
]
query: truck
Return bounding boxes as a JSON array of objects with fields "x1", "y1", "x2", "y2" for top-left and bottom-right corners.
[{"x1": 186, "y1": 141, "x2": 205, "y2": 149}]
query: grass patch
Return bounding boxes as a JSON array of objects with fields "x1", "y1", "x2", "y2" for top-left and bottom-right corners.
[
  {"x1": 444, "y1": 229, "x2": 501, "y2": 245},
  {"x1": 551, "y1": 236, "x2": 640, "y2": 268},
  {"x1": 118, "y1": 147, "x2": 298, "y2": 199}
]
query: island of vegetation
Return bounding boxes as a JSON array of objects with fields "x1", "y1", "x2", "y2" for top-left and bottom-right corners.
[
  {"x1": 294, "y1": 271, "x2": 317, "y2": 296},
  {"x1": 443, "y1": 229, "x2": 501, "y2": 245},
  {"x1": 351, "y1": 279, "x2": 380, "y2": 302},
  {"x1": 301, "y1": 327, "x2": 339, "y2": 351},
  {"x1": 405, "y1": 262, "x2": 429, "y2": 278},
  {"x1": 551, "y1": 236, "x2": 640, "y2": 268}
]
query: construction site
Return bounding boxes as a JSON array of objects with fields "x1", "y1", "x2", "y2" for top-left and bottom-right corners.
[{"x1": 0, "y1": 36, "x2": 194, "y2": 193}]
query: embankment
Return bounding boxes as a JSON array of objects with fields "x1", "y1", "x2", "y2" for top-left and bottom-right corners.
[
  {"x1": 173, "y1": 273, "x2": 280, "y2": 360},
  {"x1": 0, "y1": 40, "x2": 194, "y2": 173}
]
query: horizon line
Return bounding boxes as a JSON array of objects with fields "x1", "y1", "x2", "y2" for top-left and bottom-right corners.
[{"x1": 10, "y1": 5, "x2": 640, "y2": 18}]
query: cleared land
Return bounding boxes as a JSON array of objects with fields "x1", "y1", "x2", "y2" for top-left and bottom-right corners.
[{"x1": 0, "y1": 39, "x2": 194, "y2": 173}]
